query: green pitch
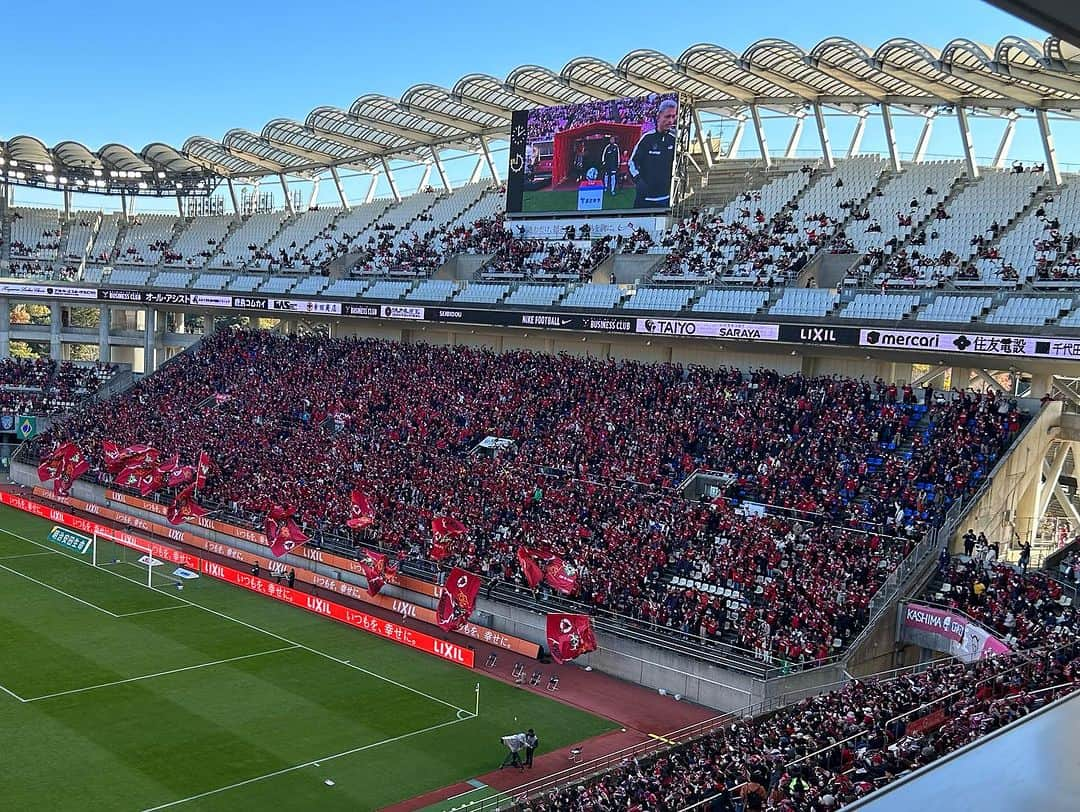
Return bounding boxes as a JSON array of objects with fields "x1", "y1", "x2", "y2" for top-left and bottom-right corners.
[
  {"x1": 0, "y1": 504, "x2": 613, "y2": 811},
  {"x1": 521, "y1": 187, "x2": 637, "y2": 213}
]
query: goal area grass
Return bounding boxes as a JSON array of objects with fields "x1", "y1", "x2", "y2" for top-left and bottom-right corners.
[{"x1": 0, "y1": 504, "x2": 613, "y2": 811}]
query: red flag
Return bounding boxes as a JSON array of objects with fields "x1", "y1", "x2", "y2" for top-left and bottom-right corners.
[
  {"x1": 268, "y1": 503, "x2": 296, "y2": 521},
  {"x1": 115, "y1": 464, "x2": 148, "y2": 489},
  {"x1": 195, "y1": 451, "x2": 212, "y2": 490},
  {"x1": 431, "y1": 516, "x2": 467, "y2": 537},
  {"x1": 546, "y1": 613, "x2": 598, "y2": 664},
  {"x1": 123, "y1": 446, "x2": 160, "y2": 467},
  {"x1": 436, "y1": 567, "x2": 482, "y2": 631},
  {"x1": 166, "y1": 465, "x2": 196, "y2": 488},
  {"x1": 156, "y1": 454, "x2": 181, "y2": 475},
  {"x1": 267, "y1": 516, "x2": 310, "y2": 557},
  {"x1": 543, "y1": 555, "x2": 580, "y2": 595},
  {"x1": 167, "y1": 485, "x2": 207, "y2": 526},
  {"x1": 516, "y1": 546, "x2": 544, "y2": 589},
  {"x1": 64, "y1": 449, "x2": 89, "y2": 481},
  {"x1": 38, "y1": 456, "x2": 63, "y2": 483},
  {"x1": 357, "y1": 549, "x2": 396, "y2": 596},
  {"x1": 430, "y1": 539, "x2": 449, "y2": 561},
  {"x1": 347, "y1": 490, "x2": 375, "y2": 530},
  {"x1": 138, "y1": 468, "x2": 164, "y2": 497},
  {"x1": 101, "y1": 440, "x2": 125, "y2": 472}
]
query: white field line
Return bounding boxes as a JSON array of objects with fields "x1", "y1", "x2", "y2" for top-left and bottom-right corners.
[
  {"x1": 139, "y1": 715, "x2": 470, "y2": 812},
  {"x1": 0, "y1": 559, "x2": 121, "y2": 617},
  {"x1": 0, "y1": 526, "x2": 473, "y2": 716},
  {"x1": 0, "y1": 682, "x2": 27, "y2": 703},
  {"x1": 116, "y1": 604, "x2": 192, "y2": 617},
  {"x1": 22, "y1": 645, "x2": 299, "y2": 703},
  {"x1": 0, "y1": 551, "x2": 59, "y2": 560}
]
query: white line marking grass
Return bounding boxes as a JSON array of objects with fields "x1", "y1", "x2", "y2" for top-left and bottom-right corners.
[{"x1": 22, "y1": 645, "x2": 300, "y2": 703}]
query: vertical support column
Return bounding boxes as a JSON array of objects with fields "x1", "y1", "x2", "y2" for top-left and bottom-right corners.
[
  {"x1": 847, "y1": 111, "x2": 868, "y2": 158},
  {"x1": 416, "y1": 163, "x2": 432, "y2": 194},
  {"x1": 480, "y1": 136, "x2": 501, "y2": 184},
  {"x1": 227, "y1": 179, "x2": 241, "y2": 220},
  {"x1": 692, "y1": 108, "x2": 714, "y2": 169},
  {"x1": 330, "y1": 167, "x2": 350, "y2": 210},
  {"x1": 992, "y1": 116, "x2": 1017, "y2": 169},
  {"x1": 429, "y1": 147, "x2": 452, "y2": 193},
  {"x1": 468, "y1": 154, "x2": 485, "y2": 184},
  {"x1": 0, "y1": 297, "x2": 9, "y2": 360},
  {"x1": 176, "y1": 195, "x2": 185, "y2": 216},
  {"x1": 749, "y1": 104, "x2": 771, "y2": 169},
  {"x1": 784, "y1": 115, "x2": 805, "y2": 159},
  {"x1": 307, "y1": 175, "x2": 321, "y2": 211},
  {"x1": 725, "y1": 119, "x2": 746, "y2": 159},
  {"x1": 951, "y1": 367, "x2": 972, "y2": 391},
  {"x1": 143, "y1": 308, "x2": 157, "y2": 374},
  {"x1": 1036, "y1": 108, "x2": 1063, "y2": 187},
  {"x1": 380, "y1": 157, "x2": 402, "y2": 203},
  {"x1": 50, "y1": 302, "x2": 62, "y2": 361},
  {"x1": 98, "y1": 305, "x2": 110, "y2": 362},
  {"x1": 173, "y1": 311, "x2": 186, "y2": 335},
  {"x1": 279, "y1": 174, "x2": 294, "y2": 214},
  {"x1": 812, "y1": 103, "x2": 834, "y2": 170},
  {"x1": 956, "y1": 106, "x2": 980, "y2": 180},
  {"x1": 63, "y1": 190, "x2": 73, "y2": 218},
  {"x1": 912, "y1": 114, "x2": 935, "y2": 163},
  {"x1": 363, "y1": 173, "x2": 378, "y2": 204},
  {"x1": 202, "y1": 311, "x2": 216, "y2": 335},
  {"x1": 880, "y1": 104, "x2": 902, "y2": 172}
]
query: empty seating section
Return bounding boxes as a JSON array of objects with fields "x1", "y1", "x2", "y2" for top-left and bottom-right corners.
[
  {"x1": 692, "y1": 288, "x2": 768, "y2": 314},
  {"x1": 560, "y1": 283, "x2": 625, "y2": 309},
  {"x1": 838, "y1": 293, "x2": 919, "y2": 320},
  {"x1": 915, "y1": 295, "x2": 991, "y2": 323},
  {"x1": 257, "y1": 208, "x2": 338, "y2": 270},
  {"x1": 89, "y1": 213, "x2": 123, "y2": 263},
  {"x1": 504, "y1": 285, "x2": 563, "y2": 307},
  {"x1": 985, "y1": 296, "x2": 1072, "y2": 326},
  {"x1": 63, "y1": 213, "x2": 98, "y2": 261},
  {"x1": 81, "y1": 266, "x2": 106, "y2": 284},
  {"x1": 454, "y1": 283, "x2": 509, "y2": 304},
  {"x1": 167, "y1": 215, "x2": 232, "y2": 268},
  {"x1": 1061, "y1": 308, "x2": 1080, "y2": 327},
  {"x1": 191, "y1": 272, "x2": 231, "y2": 291},
  {"x1": 321, "y1": 278, "x2": 367, "y2": 298},
  {"x1": 108, "y1": 268, "x2": 153, "y2": 286},
  {"x1": 225, "y1": 275, "x2": 264, "y2": 293},
  {"x1": 258, "y1": 277, "x2": 296, "y2": 295},
  {"x1": 360, "y1": 280, "x2": 411, "y2": 300},
  {"x1": 299, "y1": 201, "x2": 388, "y2": 268},
  {"x1": 210, "y1": 212, "x2": 287, "y2": 269},
  {"x1": 288, "y1": 276, "x2": 328, "y2": 296},
  {"x1": 622, "y1": 287, "x2": 694, "y2": 312},
  {"x1": 768, "y1": 288, "x2": 839, "y2": 317},
  {"x1": 1033, "y1": 184, "x2": 1080, "y2": 284},
  {"x1": 9, "y1": 208, "x2": 61, "y2": 259},
  {"x1": 151, "y1": 271, "x2": 193, "y2": 289},
  {"x1": 114, "y1": 215, "x2": 177, "y2": 265},
  {"x1": 406, "y1": 279, "x2": 456, "y2": 302},
  {"x1": 846, "y1": 161, "x2": 963, "y2": 257}
]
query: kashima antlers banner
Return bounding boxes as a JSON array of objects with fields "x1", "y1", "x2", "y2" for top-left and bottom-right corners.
[
  {"x1": 357, "y1": 549, "x2": 396, "y2": 597},
  {"x1": 436, "y1": 567, "x2": 482, "y2": 631},
  {"x1": 546, "y1": 613, "x2": 598, "y2": 664},
  {"x1": 517, "y1": 547, "x2": 580, "y2": 595}
]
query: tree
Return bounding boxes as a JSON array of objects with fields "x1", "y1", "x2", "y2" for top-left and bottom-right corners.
[
  {"x1": 67, "y1": 344, "x2": 99, "y2": 361},
  {"x1": 8, "y1": 341, "x2": 40, "y2": 359},
  {"x1": 67, "y1": 307, "x2": 100, "y2": 328},
  {"x1": 24, "y1": 304, "x2": 51, "y2": 326},
  {"x1": 9, "y1": 306, "x2": 30, "y2": 325}
]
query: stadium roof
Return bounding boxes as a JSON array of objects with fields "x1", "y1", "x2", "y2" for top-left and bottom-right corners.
[{"x1": 3, "y1": 34, "x2": 1080, "y2": 183}]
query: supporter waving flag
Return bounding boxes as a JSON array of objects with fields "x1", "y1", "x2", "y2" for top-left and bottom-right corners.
[
  {"x1": 436, "y1": 567, "x2": 482, "y2": 631},
  {"x1": 346, "y1": 490, "x2": 376, "y2": 530},
  {"x1": 357, "y1": 549, "x2": 396, "y2": 596},
  {"x1": 101, "y1": 440, "x2": 128, "y2": 473},
  {"x1": 268, "y1": 503, "x2": 297, "y2": 521},
  {"x1": 166, "y1": 465, "x2": 196, "y2": 489},
  {"x1": 138, "y1": 468, "x2": 165, "y2": 497},
  {"x1": 115, "y1": 463, "x2": 149, "y2": 489},
  {"x1": 155, "y1": 454, "x2": 181, "y2": 475},
  {"x1": 516, "y1": 546, "x2": 545, "y2": 590},
  {"x1": 546, "y1": 613, "x2": 597, "y2": 664},
  {"x1": 166, "y1": 484, "x2": 206, "y2": 526},
  {"x1": 194, "y1": 450, "x2": 212, "y2": 491},
  {"x1": 543, "y1": 555, "x2": 580, "y2": 596},
  {"x1": 36, "y1": 442, "x2": 71, "y2": 483},
  {"x1": 431, "y1": 515, "x2": 467, "y2": 538},
  {"x1": 266, "y1": 515, "x2": 310, "y2": 557},
  {"x1": 429, "y1": 539, "x2": 449, "y2": 562}
]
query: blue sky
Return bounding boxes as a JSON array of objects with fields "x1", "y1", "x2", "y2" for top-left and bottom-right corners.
[{"x1": 2, "y1": 0, "x2": 1071, "y2": 210}]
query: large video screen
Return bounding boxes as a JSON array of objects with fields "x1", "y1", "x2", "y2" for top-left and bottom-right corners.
[{"x1": 506, "y1": 93, "x2": 681, "y2": 215}]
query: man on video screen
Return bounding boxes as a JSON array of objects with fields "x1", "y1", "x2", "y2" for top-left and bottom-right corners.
[{"x1": 628, "y1": 97, "x2": 677, "y2": 208}]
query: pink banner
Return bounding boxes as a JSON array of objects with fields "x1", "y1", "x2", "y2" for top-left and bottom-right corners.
[{"x1": 901, "y1": 602, "x2": 1011, "y2": 663}]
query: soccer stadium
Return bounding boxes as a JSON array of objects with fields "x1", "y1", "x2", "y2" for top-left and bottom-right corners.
[{"x1": 2, "y1": 1, "x2": 1080, "y2": 809}]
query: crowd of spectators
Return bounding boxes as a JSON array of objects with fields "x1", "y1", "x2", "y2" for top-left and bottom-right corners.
[
  {"x1": 519, "y1": 645, "x2": 1080, "y2": 811},
  {"x1": 38, "y1": 331, "x2": 1026, "y2": 659},
  {"x1": 526, "y1": 96, "x2": 669, "y2": 143},
  {"x1": 0, "y1": 359, "x2": 119, "y2": 414}
]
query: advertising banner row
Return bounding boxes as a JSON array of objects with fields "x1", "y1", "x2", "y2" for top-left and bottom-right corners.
[
  {"x1": 899, "y1": 601, "x2": 1011, "y2": 664},
  {"x1": 36, "y1": 487, "x2": 540, "y2": 659},
  {"x1": 3, "y1": 281, "x2": 1078, "y2": 362},
  {"x1": 5, "y1": 490, "x2": 476, "y2": 667}
]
